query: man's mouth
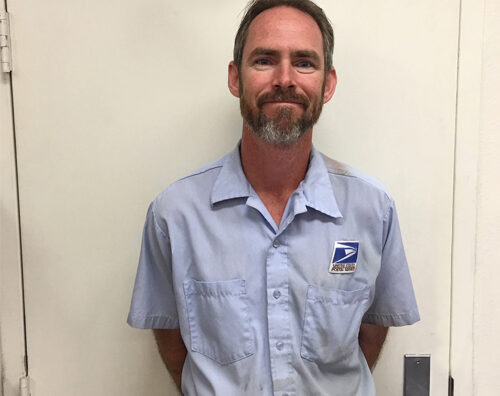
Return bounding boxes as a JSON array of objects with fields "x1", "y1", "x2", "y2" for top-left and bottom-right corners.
[{"x1": 264, "y1": 100, "x2": 303, "y2": 106}]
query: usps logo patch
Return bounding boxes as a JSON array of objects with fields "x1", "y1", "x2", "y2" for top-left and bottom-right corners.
[{"x1": 329, "y1": 241, "x2": 359, "y2": 274}]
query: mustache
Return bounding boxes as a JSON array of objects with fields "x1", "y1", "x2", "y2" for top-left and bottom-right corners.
[{"x1": 257, "y1": 90, "x2": 309, "y2": 107}]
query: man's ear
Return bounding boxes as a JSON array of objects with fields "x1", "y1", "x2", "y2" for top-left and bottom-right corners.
[
  {"x1": 322, "y1": 67, "x2": 338, "y2": 104},
  {"x1": 228, "y1": 61, "x2": 241, "y2": 98}
]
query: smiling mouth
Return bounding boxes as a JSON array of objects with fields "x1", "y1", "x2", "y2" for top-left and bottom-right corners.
[{"x1": 263, "y1": 101, "x2": 304, "y2": 107}]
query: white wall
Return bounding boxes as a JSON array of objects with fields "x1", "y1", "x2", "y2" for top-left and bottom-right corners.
[{"x1": 473, "y1": 0, "x2": 500, "y2": 394}]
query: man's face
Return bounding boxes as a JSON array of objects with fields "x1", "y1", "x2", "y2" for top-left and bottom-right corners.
[{"x1": 229, "y1": 6, "x2": 336, "y2": 145}]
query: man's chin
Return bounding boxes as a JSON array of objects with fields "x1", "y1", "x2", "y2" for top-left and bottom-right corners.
[
  {"x1": 250, "y1": 121, "x2": 310, "y2": 146},
  {"x1": 261, "y1": 106, "x2": 304, "y2": 119},
  {"x1": 261, "y1": 102, "x2": 304, "y2": 113}
]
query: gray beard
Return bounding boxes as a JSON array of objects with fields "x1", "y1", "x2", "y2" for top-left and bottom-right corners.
[{"x1": 243, "y1": 104, "x2": 315, "y2": 146}]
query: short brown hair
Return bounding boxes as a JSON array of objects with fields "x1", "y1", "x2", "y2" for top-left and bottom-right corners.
[{"x1": 233, "y1": 0, "x2": 334, "y2": 72}]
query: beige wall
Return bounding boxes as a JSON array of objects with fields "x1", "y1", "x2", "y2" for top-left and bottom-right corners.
[{"x1": 473, "y1": 0, "x2": 500, "y2": 394}]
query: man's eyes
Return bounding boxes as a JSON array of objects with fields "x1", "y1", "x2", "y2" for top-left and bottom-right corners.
[
  {"x1": 255, "y1": 58, "x2": 272, "y2": 66},
  {"x1": 252, "y1": 58, "x2": 317, "y2": 70},
  {"x1": 296, "y1": 60, "x2": 315, "y2": 68}
]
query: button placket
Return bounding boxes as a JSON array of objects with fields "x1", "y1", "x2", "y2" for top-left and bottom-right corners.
[{"x1": 266, "y1": 232, "x2": 295, "y2": 395}]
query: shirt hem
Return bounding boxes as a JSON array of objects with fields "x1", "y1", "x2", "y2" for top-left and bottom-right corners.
[
  {"x1": 362, "y1": 310, "x2": 420, "y2": 327},
  {"x1": 127, "y1": 313, "x2": 180, "y2": 329}
]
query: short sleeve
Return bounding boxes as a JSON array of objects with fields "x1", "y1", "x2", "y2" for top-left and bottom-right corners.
[
  {"x1": 127, "y1": 201, "x2": 179, "y2": 329},
  {"x1": 362, "y1": 200, "x2": 420, "y2": 327}
]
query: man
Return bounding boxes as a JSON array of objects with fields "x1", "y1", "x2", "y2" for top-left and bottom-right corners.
[{"x1": 128, "y1": 1, "x2": 419, "y2": 395}]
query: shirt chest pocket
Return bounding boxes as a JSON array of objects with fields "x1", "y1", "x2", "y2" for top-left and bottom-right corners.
[
  {"x1": 184, "y1": 278, "x2": 255, "y2": 365},
  {"x1": 300, "y1": 284, "x2": 370, "y2": 365}
]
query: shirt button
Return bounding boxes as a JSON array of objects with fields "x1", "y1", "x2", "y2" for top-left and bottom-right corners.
[
  {"x1": 276, "y1": 341, "x2": 284, "y2": 351},
  {"x1": 273, "y1": 290, "x2": 281, "y2": 299},
  {"x1": 273, "y1": 240, "x2": 280, "y2": 248}
]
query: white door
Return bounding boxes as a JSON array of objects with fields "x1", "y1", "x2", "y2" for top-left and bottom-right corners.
[{"x1": 7, "y1": 0, "x2": 458, "y2": 395}]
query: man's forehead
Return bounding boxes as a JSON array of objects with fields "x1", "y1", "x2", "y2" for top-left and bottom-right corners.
[{"x1": 243, "y1": 6, "x2": 324, "y2": 58}]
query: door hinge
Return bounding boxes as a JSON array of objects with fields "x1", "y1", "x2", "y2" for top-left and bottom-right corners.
[
  {"x1": 448, "y1": 375, "x2": 454, "y2": 396},
  {"x1": 19, "y1": 376, "x2": 31, "y2": 396},
  {"x1": 0, "y1": 10, "x2": 12, "y2": 72}
]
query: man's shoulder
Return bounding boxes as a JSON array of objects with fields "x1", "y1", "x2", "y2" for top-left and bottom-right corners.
[
  {"x1": 152, "y1": 152, "x2": 229, "y2": 213},
  {"x1": 175, "y1": 155, "x2": 227, "y2": 184},
  {"x1": 320, "y1": 152, "x2": 393, "y2": 202}
]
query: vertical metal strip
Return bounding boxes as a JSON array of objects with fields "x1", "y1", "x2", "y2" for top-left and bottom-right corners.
[
  {"x1": 4, "y1": 0, "x2": 29, "y2": 378},
  {"x1": 0, "y1": 0, "x2": 30, "y2": 393}
]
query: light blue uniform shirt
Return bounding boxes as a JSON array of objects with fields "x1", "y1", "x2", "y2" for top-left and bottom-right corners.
[{"x1": 128, "y1": 143, "x2": 419, "y2": 396}]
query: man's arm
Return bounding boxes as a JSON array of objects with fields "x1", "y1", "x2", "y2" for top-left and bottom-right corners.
[
  {"x1": 358, "y1": 323, "x2": 389, "y2": 371},
  {"x1": 153, "y1": 329, "x2": 187, "y2": 393}
]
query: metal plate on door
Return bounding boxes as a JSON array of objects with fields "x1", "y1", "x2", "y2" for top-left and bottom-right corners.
[{"x1": 404, "y1": 355, "x2": 430, "y2": 396}]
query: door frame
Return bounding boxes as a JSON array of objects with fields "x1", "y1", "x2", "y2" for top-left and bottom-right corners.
[
  {"x1": 0, "y1": 3, "x2": 27, "y2": 395},
  {"x1": 450, "y1": 0, "x2": 485, "y2": 394}
]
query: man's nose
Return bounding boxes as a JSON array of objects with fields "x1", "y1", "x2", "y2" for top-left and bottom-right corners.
[{"x1": 273, "y1": 62, "x2": 296, "y2": 89}]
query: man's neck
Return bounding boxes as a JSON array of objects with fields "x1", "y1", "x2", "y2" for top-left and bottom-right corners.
[{"x1": 240, "y1": 125, "x2": 312, "y2": 226}]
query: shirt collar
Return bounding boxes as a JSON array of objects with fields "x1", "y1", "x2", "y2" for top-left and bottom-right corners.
[
  {"x1": 301, "y1": 146, "x2": 343, "y2": 219},
  {"x1": 211, "y1": 143, "x2": 251, "y2": 204},
  {"x1": 211, "y1": 142, "x2": 343, "y2": 219}
]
